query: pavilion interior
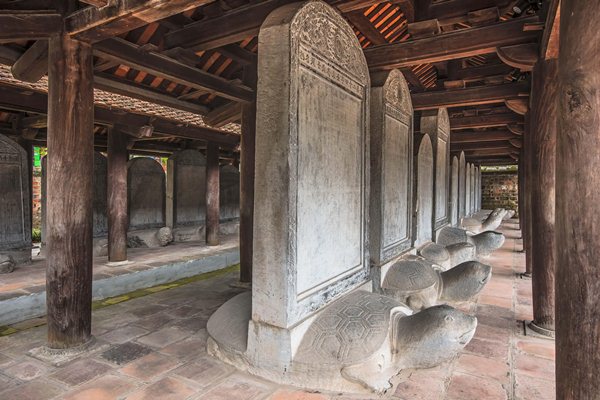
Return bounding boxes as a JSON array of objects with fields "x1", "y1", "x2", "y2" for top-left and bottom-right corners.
[{"x1": 0, "y1": 0, "x2": 595, "y2": 399}]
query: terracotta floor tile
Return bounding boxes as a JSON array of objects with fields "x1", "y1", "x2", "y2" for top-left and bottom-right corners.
[
  {"x1": 515, "y1": 373, "x2": 556, "y2": 399},
  {"x1": 62, "y1": 374, "x2": 137, "y2": 400},
  {"x1": 196, "y1": 374, "x2": 273, "y2": 400},
  {"x1": 172, "y1": 357, "x2": 233, "y2": 388},
  {"x1": 120, "y1": 352, "x2": 181, "y2": 381},
  {"x1": 456, "y1": 353, "x2": 510, "y2": 383},
  {"x1": 516, "y1": 339, "x2": 555, "y2": 360},
  {"x1": 3, "y1": 359, "x2": 48, "y2": 381},
  {"x1": 0, "y1": 379, "x2": 65, "y2": 400},
  {"x1": 446, "y1": 372, "x2": 507, "y2": 400},
  {"x1": 479, "y1": 294, "x2": 512, "y2": 309},
  {"x1": 515, "y1": 352, "x2": 555, "y2": 381},
  {"x1": 269, "y1": 389, "x2": 329, "y2": 400},
  {"x1": 137, "y1": 326, "x2": 190, "y2": 349},
  {"x1": 125, "y1": 376, "x2": 198, "y2": 400},
  {"x1": 464, "y1": 337, "x2": 509, "y2": 360},
  {"x1": 50, "y1": 358, "x2": 113, "y2": 386},
  {"x1": 159, "y1": 333, "x2": 209, "y2": 360},
  {"x1": 99, "y1": 325, "x2": 149, "y2": 344},
  {"x1": 394, "y1": 369, "x2": 448, "y2": 400}
]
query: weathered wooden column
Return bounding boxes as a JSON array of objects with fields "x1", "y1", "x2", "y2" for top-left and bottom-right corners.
[
  {"x1": 239, "y1": 67, "x2": 257, "y2": 283},
  {"x1": 529, "y1": 59, "x2": 557, "y2": 337},
  {"x1": 523, "y1": 112, "x2": 533, "y2": 276},
  {"x1": 46, "y1": 9, "x2": 94, "y2": 348},
  {"x1": 107, "y1": 129, "x2": 128, "y2": 262},
  {"x1": 556, "y1": 0, "x2": 600, "y2": 397},
  {"x1": 205, "y1": 142, "x2": 220, "y2": 246}
]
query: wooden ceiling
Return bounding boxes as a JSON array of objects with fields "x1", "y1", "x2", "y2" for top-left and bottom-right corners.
[{"x1": 0, "y1": 0, "x2": 555, "y2": 165}]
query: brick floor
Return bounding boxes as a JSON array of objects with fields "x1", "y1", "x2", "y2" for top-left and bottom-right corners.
[{"x1": 0, "y1": 218, "x2": 556, "y2": 399}]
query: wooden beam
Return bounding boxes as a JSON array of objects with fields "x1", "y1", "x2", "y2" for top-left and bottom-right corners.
[
  {"x1": 450, "y1": 112, "x2": 522, "y2": 130},
  {"x1": 164, "y1": 0, "x2": 292, "y2": 51},
  {"x1": 204, "y1": 102, "x2": 242, "y2": 128},
  {"x1": 94, "y1": 74, "x2": 209, "y2": 115},
  {"x1": 66, "y1": 0, "x2": 212, "y2": 43},
  {"x1": 107, "y1": 128, "x2": 128, "y2": 262},
  {"x1": 412, "y1": 81, "x2": 530, "y2": 110},
  {"x1": 11, "y1": 40, "x2": 47, "y2": 83},
  {"x1": 0, "y1": 83, "x2": 240, "y2": 147},
  {"x1": 205, "y1": 142, "x2": 220, "y2": 246},
  {"x1": 540, "y1": 0, "x2": 560, "y2": 60},
  {"x1": 451, "y1": 129, "x2": 517, "y2": 143},
  {"x1": 46, "y1": 29, "x2": 95, "y2": 349},
  {"x1": 448, "y1": 63, "x2": 513, "y2": 81},
  {"x1": 365, "y1": 16, "x2": 540, "y2": 70},
  {"x1": 458, "y1": 147, "x2": 515, "y2": 156},
  {"x1": 94, "y1": 38, "x2": 254, "y2": 102},
  {"x1": 497, "y1": 43, "x2": 539, "y2": 71},
  {"x1": 425, "y1": 0, "x2": 512, "y2": 20},
  {"x1": 505, "y1": 98, "x2": 528, "y2": 115},
  {"x1": 451, "y1": 140, "x2": 516, "y2": 151},
  {"x1": 164, "y1": 0, "x2": 414, "y2": 51},
  {"x1": 346, "y1": 10, "x2": 387, "y2": 45},
  {"x1": 0, "y1": 11, "x2": 62, "y2": 41}
]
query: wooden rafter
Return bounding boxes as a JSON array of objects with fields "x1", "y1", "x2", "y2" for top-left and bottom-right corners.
[
  {"x1": 66, "y1": 0, "x2": 213, "y2": 43},
  {"x1": 94, "y1": 38, "x2": 254, "y2": 102},
  {"x1": 0, "y1": 11, "x2": 62, "y2": 41},
  {"x1": 0, "y1": 83, "x2": 239, "y2": 147},
  {"x1": 411, "y1": 81, "x2": 529, "y2": 110},
  {"x1": 365, "y1": 16, "x2": 539, "y2": 70},
  {"x1": 450, "y1": 112, "x2": 522, "y2": 130}
]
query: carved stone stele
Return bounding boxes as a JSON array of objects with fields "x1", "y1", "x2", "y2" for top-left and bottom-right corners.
[
  {"x1": 207, "y1": 2, "x2": 474, "y2": 394},
  {"x1": 0, "y1": 134, "x2": 31, "y2": 267},
  {"x1": 369, "y1": 69, "x2": 413, "y2": 266}
]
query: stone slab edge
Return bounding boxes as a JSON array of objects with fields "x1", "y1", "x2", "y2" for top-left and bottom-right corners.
[{"x1": 0, "y1": 248, "x2": 240, "y2": 326}]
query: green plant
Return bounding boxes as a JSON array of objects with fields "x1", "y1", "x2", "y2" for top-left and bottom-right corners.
[{"x1": 31, "y1": 228, "x2": 41, "y2": 243}]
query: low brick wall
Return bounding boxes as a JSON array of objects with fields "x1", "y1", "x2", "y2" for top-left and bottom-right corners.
[{"x1": 482, "y1": 171, "x2": 518, "y2": 214}]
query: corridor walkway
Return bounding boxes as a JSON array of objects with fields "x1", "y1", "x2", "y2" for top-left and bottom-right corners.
[{"x1": 0, "y1": 219, "x2": 555, "y2": 399}]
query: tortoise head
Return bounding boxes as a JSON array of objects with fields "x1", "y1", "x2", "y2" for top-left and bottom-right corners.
[
  {"x1": 472, "y1": 231, "x2": 505, "y2": 255},
  {"x1": 393, "y1": 305, "x2": 476, "y2": 369},
  {"x1": 440, "y1": 261, "x2": 492, "y2": 303}
]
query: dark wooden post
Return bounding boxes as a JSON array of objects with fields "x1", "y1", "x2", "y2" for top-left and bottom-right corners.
[
  {"x1": 523, "y1": 112, "x2": 533, "y2": 276},
  {"x1": 46, "y1": 11, "x2": 94, "y2": 348},
  {"x1": 529, "y1": 59, "x2": 558, "y2": 337},
  {"x1": 107, "y1": 128, "x2": 128, "y2": 262},
  {"x1": 205, "y1": 142, "x2": 220, "y2": 246},
  {"x1": 239, "y1": 67, "x2": 257, "y2": 283},
  {"x1": 556, "y1": 0, "x2": 600, "y2": 397}
]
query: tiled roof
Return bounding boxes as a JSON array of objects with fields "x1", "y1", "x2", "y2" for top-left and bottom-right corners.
[{"x1": 0, "y1": 64, "x2": 241, "y2": 135}]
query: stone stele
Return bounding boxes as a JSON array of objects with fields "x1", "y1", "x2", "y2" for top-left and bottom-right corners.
[
  {"x1": 369, "y1": 69, "x2": 414, "y2": 266},
  {"x1": 0, "y1": 134, "x2": 31, "y2": 267},
  {"x1": 206, "y1": 1, "x2": 479, "y2": 394},
  {"x1": 420, "y1": 108, "x2": 450, "y2": 237}
]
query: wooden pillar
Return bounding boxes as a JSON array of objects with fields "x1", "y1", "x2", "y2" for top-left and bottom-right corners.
[
  {"x1": 107, "y1": 129, "x2": 128, "y2": 262},
  {"x1": 529, "y1": 59, "x2": 558, "y2": 336},
  {"x1": 239, "y1": 67, "x2": 257, "y2": 283},
  {"x1": 517, "y1": 151, "x2": 524, "y2": 233},
  {"x1": 556, "y1": 0, "x2": 600, "y2": 396},
  {"x1": 46, "y1": 22, "x2": 94, "y2": 348},
  {"x1": 523, "y1": 112, "x2": 533, "y2": 276},
  {"x1": 205, "y1": 142, "x2": 220, "y2": 246}
]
